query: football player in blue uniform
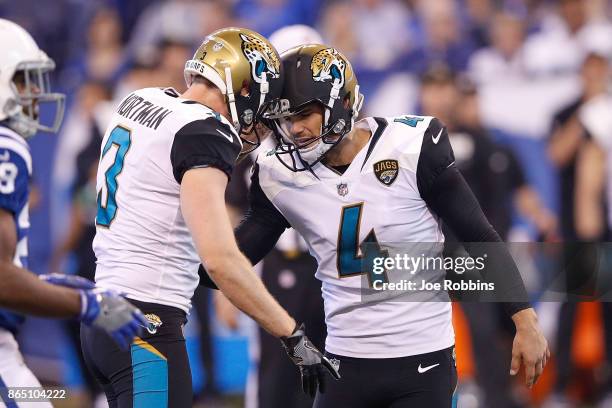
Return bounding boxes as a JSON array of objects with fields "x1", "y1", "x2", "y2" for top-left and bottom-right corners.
[{"x1": 0, "y1": 18, "x2": 147, "y2": 404}]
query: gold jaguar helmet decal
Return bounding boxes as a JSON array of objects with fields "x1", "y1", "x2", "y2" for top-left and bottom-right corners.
[
  {"x1": 239, "y1": 32, "x2": 280, "y2": 84},
  {"x1": 310, "y1": 48, "x2": 346, "y2": 88},
  {"x1": 184, "y1": 27, "x2": 283, "y2": 150}
]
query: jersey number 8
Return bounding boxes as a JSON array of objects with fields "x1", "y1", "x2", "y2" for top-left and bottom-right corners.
[
  {"x1": 96, "y1": 126, "x2": 132, "y2": 227},
  {"x1": 0, "y1": 162, "x2": 18, "y2": 194}
]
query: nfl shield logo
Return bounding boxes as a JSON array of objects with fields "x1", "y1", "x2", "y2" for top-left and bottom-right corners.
[
  {"x1": 373, "y1": 159, "x2": 399, "y2": 186},
  {"x1": 337, "y1": 183, "x2": 349, "y2": 196}
]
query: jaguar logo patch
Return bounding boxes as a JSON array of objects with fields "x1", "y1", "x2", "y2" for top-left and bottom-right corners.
[
  {"x1": 144, "y1": 313, "x2": 163, "y2": 334},
  {"x1": 240, "y1": 33, "x2": 280, "y2": 84},
  {"x1": 373, "y1": 159, "x2": 398, "y2": 186},
  {"x1": 311, "y1": 48, "x2": 346, "y2": 88}
]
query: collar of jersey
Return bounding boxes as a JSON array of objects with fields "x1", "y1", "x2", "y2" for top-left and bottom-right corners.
[{"x1": 315, "y1": 117, "x2": 386, "y2": 180}]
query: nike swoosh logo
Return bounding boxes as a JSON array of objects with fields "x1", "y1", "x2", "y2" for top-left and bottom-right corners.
[
  {"x1": 418, "y1": 363, "x2": 440, "y2": 373},
  {"x1": 0, "y1": 151, "x2": 9, "y2": 161},
  {"x1": 216, "y1": 128, "x2": 234, "y2": 143},
  {"x1": 432, "y1": 128, "x2": 443, "y2": 144}
]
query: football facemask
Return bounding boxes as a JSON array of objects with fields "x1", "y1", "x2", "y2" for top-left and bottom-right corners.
[
  {"x1": 262, "y1": 44, "x2": 364, "y2": 174},
  {"x1": 266, "y1": 101, "x2": 346, "y2": 173},
  {"x1": 9, "y1": 60, "x2": 65, "y2": 138}
]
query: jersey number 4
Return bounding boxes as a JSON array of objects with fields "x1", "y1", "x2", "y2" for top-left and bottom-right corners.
[
  {"x1": 337, "y1": 203, "x2": 389, "y2": 287},
  {"x1": 96, "y1": 126, "x2": 131, "y2": 227}
]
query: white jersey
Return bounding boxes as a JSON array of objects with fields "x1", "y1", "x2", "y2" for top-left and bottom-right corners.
[
  {"x1": 256, "y1": 115, "x2": 455, "y2": 358},
  {"x1": 93, "y1": 87, "x2": 241, "y2": 312}
]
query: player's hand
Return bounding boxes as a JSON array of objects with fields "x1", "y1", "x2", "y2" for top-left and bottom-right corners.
[
  {"x1": 40, "y1": 273, "x2": 96, "y2": 289},
  {"x1": 280, "y1": 323, "x2": 340, "y2": 397},
  {"x1": 41, "y1": 274, "x2": 146, "y2": 350},
  {"x1": 510, "y1": 308, "x2": 550, "y2": 388},
  {"x1": 79, "y1": 289, "x2": 148, "y2": 351}
]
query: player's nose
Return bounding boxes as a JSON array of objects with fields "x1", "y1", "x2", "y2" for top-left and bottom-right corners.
[{"x1": 289, "y1": 120, "x2": 306, "y2": 137}]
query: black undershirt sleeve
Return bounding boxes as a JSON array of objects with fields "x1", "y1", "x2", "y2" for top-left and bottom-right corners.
[
  {"x1": 198, "y1": 163, "x2": 290, "y2": 289},
  {"x1": 417, "y1": 118, "x2": 530, "y2": 317},
  {"x1": 234, "y1": 163, "x2": 291, "y2": 262},
  {"x1": 171, "y1": 117, "x2": 241, "y2": 183}
]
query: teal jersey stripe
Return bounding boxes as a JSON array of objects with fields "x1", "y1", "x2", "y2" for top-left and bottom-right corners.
[{"x1": 131, "y1": 342, "x2": 168, "y2": 408}]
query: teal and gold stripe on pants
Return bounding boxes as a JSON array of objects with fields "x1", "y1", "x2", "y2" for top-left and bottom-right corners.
[{"x1": 131, "y1": 337, "x2": 168, "y2": 408}]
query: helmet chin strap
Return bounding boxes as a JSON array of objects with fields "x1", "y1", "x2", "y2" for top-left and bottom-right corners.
[
  {"x1": 294, "y1": 79, "x2": 345, "y2": 166},
  {"x1": 8, "y1": 115, "x2": 37, "y2": 138},
  {"x1": 350, "y1": 84, "x2": 363, "y2": 129},
  {"x1": 225, "y1": 68, "x2": 270, "y2": 132},
  {"x1": 296, "y1": 137, "x2": 332, "y2": 165},
  {"x1": 258, "y1": 72, "x2": 268, "y2": 108},
  {"x1": 324, "y1": 79, "x2": 342, "y2": 128},
  {"x1": 224, "y1": 66, "x2": 240, "y2": 131}
]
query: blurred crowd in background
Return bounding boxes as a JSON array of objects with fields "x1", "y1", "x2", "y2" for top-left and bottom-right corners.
[{"x1": 1, "y1": 0, "x2": 612, "y2": 407}]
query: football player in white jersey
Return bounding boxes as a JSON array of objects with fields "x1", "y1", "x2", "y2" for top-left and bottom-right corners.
[
  {"x1": 0, "y1": 18, "x2": 147, "y2": 406},
  {"x1": 201, "y1": 44, "x2": 550, "y2": 406},
  {"x1": 83, "y1": 28, "x2": 338, "y2": 407}
]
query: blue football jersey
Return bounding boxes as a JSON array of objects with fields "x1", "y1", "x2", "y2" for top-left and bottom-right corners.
[{"x1": 0, "y1": 124, "x2": 32, "y2": 332}]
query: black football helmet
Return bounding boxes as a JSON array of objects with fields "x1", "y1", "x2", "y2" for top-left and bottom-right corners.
[{"x1": 263, "y1": 44, "x2": 364, "y2": 172}]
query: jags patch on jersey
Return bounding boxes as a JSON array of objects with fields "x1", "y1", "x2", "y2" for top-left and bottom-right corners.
[{"x1": 373, "y1": 159, "x2": 398, "y2": 186}]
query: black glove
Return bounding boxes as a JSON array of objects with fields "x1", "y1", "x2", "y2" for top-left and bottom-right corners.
[{"x1": 280, "y1": 323, "x2": 340, "y2": 397}]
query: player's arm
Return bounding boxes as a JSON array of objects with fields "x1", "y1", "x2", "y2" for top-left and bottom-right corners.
[
  {"x1": 0, "y1": 147, "x2": 145, "y2": 349},
  {"x1": 0, "y1": 146, "x2": 82, "y2": 316},
  {"x1": 0, "y1": 208, "x2": 81, "y2": 316},
  {"x1": 575, "y1": 140, "x2": 606, "y2": 239},
  {"x1": 417, "y1": 118, "x2": 549, "y2": 388},
  {"x1": 172, "y1": 118, "x2": 294, "y2": 337},
  {"x1": 0, "y1": 209, "x2": 146, "y2": 349},
  {"x1": 235, "y1": 164, "x2": 290, "y2": 261},
  {"x1": 181, "y1": 167, "x2": 295, "y2": 337},
  {"x1": 197, "y1": 162, "x2": 289, "y2": 288},
  {"x1": 176, "y1": 120, "x2": 338, "y2": 394}
]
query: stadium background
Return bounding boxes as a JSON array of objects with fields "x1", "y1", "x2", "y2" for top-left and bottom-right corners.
[{"x1": 1, "y1": 0, "x2": 612, "y2": 407}]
